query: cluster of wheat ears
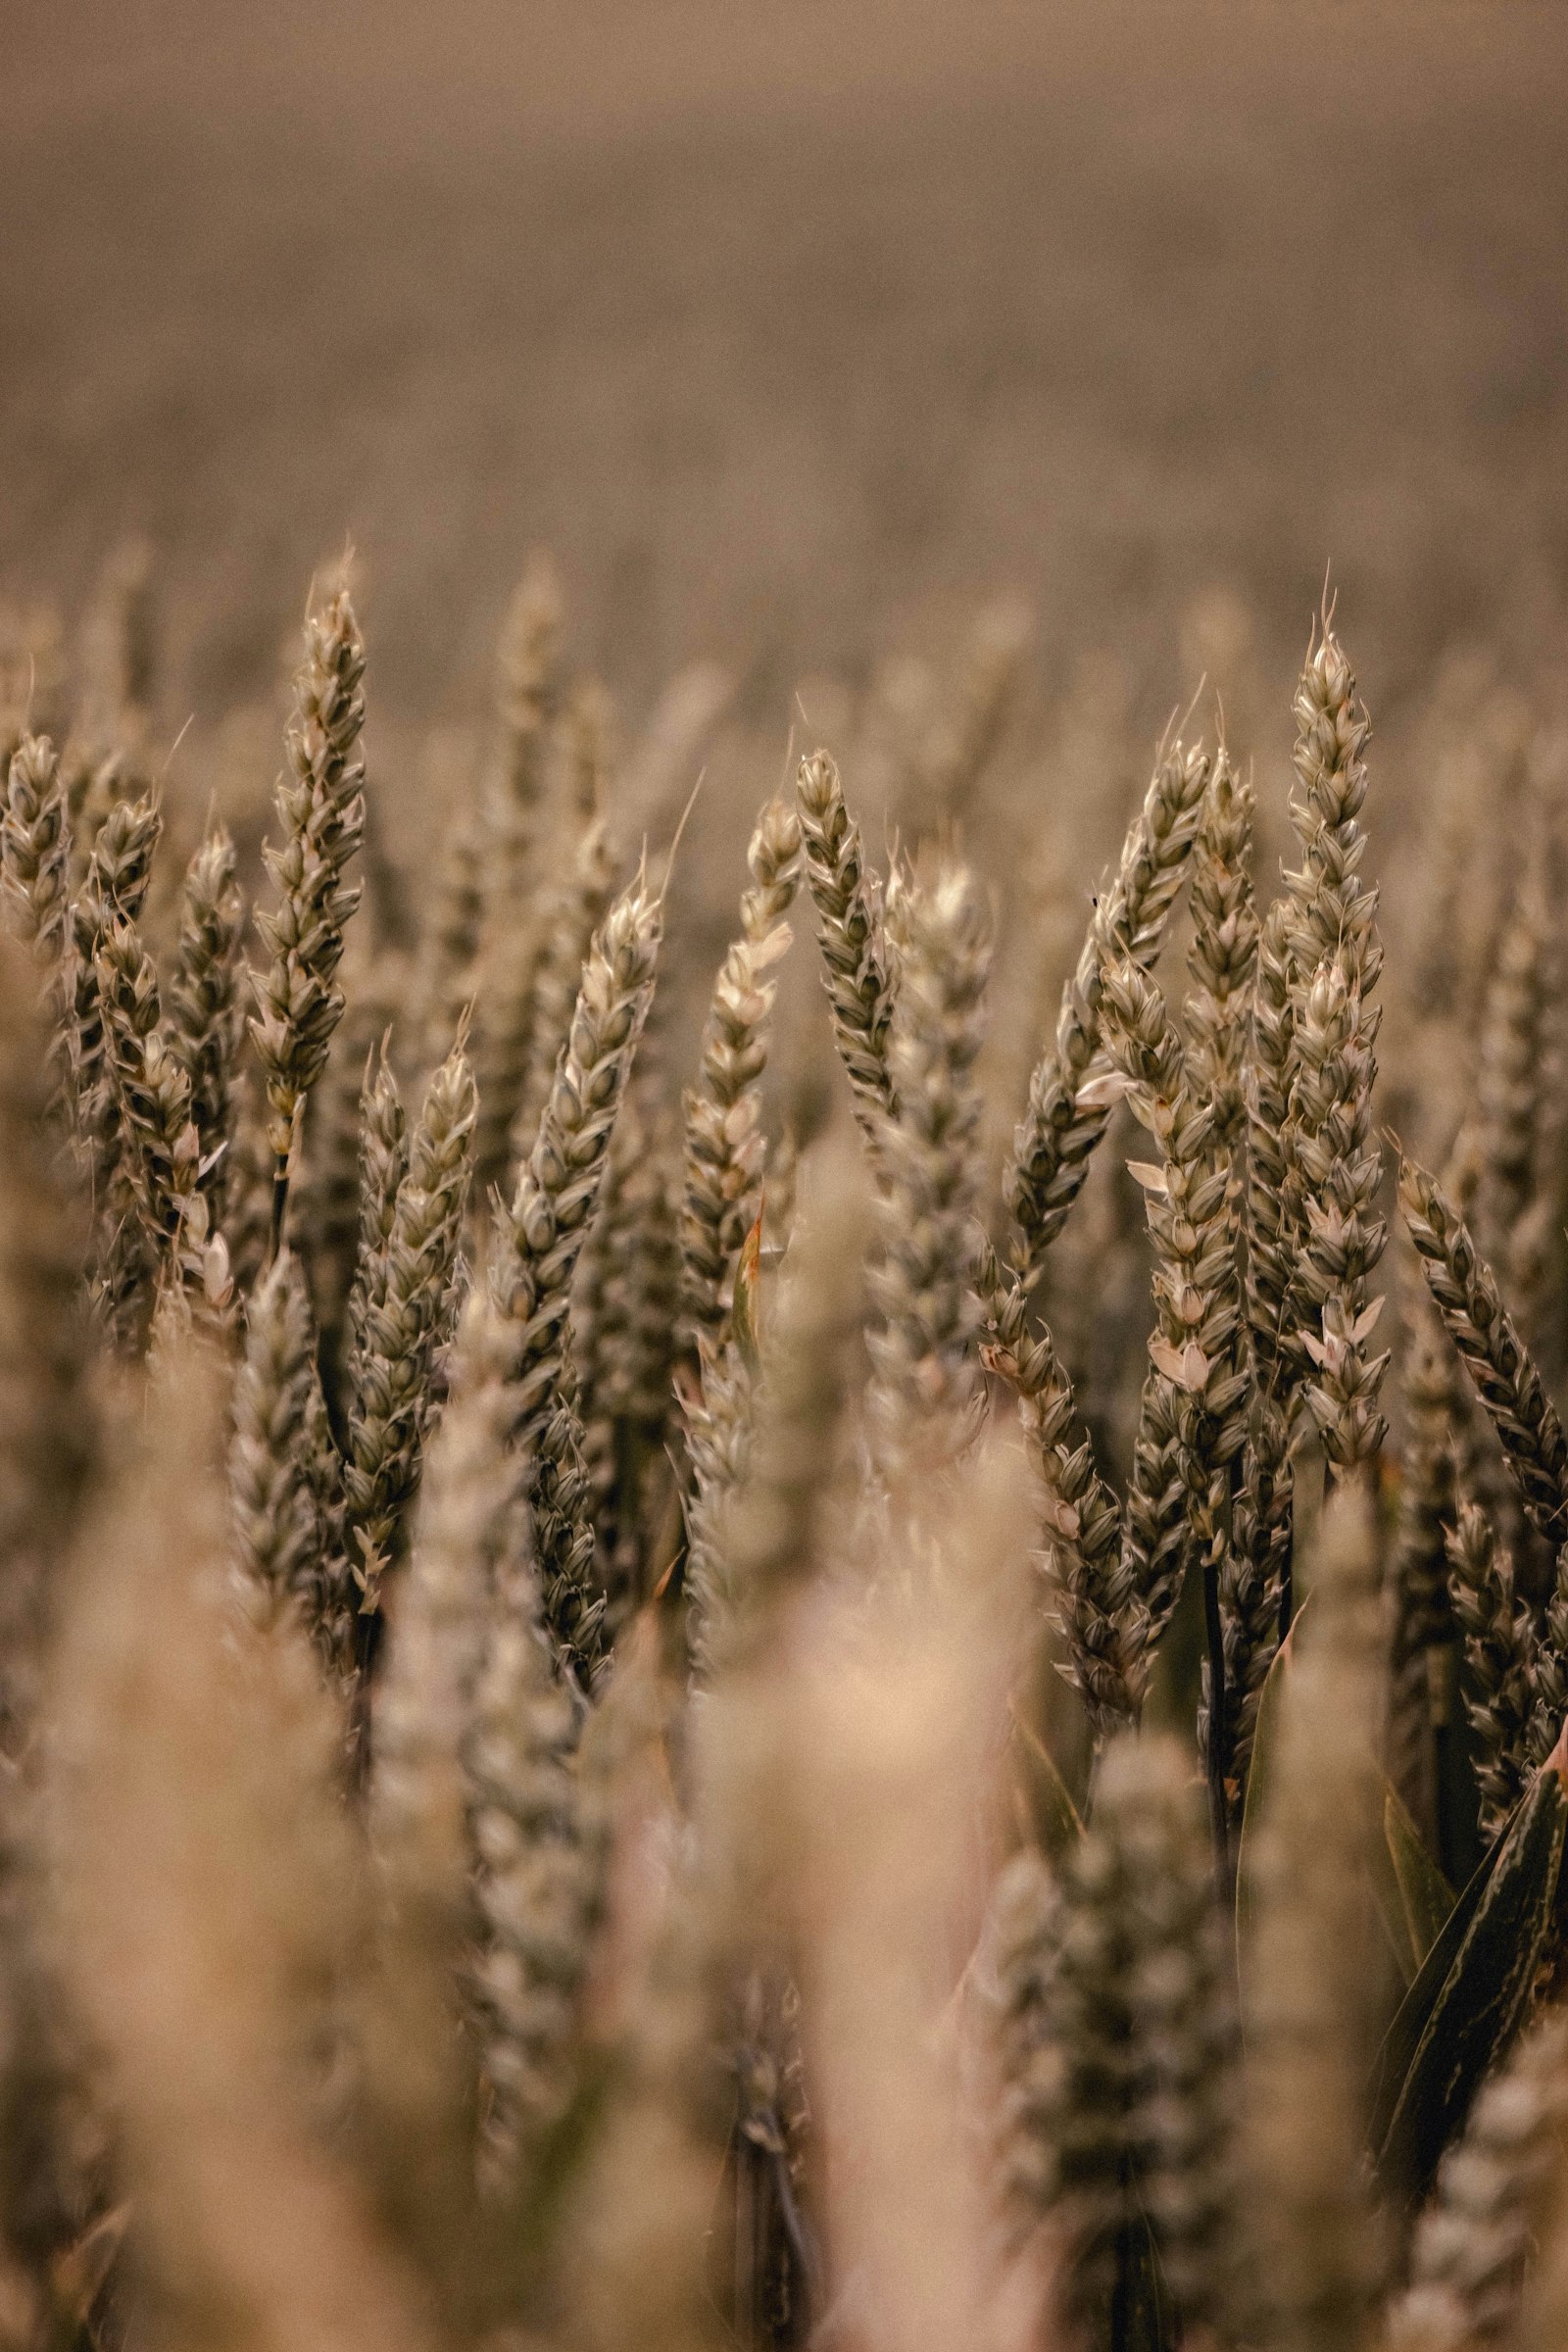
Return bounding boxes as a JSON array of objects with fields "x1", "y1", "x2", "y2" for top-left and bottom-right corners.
[{"x1": 2, "y1": 553, "x2": 1568, "y2": 2352}]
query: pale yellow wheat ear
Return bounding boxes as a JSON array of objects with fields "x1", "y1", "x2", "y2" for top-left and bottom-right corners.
[{"x1": 49, "y1": 1336, "x2": 435, "y2": 2352}]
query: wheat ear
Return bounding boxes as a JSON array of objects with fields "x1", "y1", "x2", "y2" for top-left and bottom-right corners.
[
  {"x1": 1390, "y1": 2012, "x2": 1568, "y2": 2352},
  {"x1": 866, "y1": 857, "x2": 992, "y2": 1465},
  {"x1": 795, "y1": 749, "x2": 898, "y2": 1138},
  {"x1": 1243, "y1": 1484, "x2": 1387, "y2": 2352},
  {"x1": 1446, "y1": 1502, "x2": 1537, "y2": 1843},
  {"x1": 679, "y1": 796, "x2": 801, "y2": 1352},
  {"x1": 1185, "y1": 745, "x2": 1258, "y2": 1151},
  {"x1": 249, "y1": 588, "x2": 368, "y2": 1245},
  {"x1": 343, "y1": 1037, "x2": 478, "y2": 1614},
  {"x1": 2, "y1": 734, "x2": 72, "y2": 986},
  {"x1": 1400, "y1": 1152, "x2": 1568, "y2": 1548},
  {"x1": 229, "y1": 1247, "x2": 348, "y2": 1656},
  {"x1": 490, "y1": 871, "x2": 662, "y2": 1469},
  {"x1": 168, "y1": 824, "x2": 244, "y2": 1224},
  {"x1": 1005, "y1": 737, "x2": 1209, "y2": 1287}
]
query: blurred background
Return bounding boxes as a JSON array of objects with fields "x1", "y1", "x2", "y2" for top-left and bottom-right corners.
[{"x1": 5, "y1": 0, "x2": 1568, "y2": 927}]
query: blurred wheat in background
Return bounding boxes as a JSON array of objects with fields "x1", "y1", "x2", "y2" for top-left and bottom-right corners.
[{"x1": 5, "y1": 5, "x2": 1568, "y2": 2350}]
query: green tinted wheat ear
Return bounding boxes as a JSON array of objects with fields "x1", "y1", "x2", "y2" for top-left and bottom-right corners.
[
  {"x1": 1390, "y1": 2013, "x2": 1568, "y2": 2352},
  {"x1": 490, "y1": 871, "x2": 662, "y2": 1470},
  {"x1": 168, "y1": 826, "x2": 243, "y2": 1223},
  {"x1": 795, "y1": 749, "x2": 898, "y2": 1137},
  {"x1": 1400, "y1": 1152, "x2": 1568, "y2": 1547},
  {"x1": 982, "y1": 1248, "x2": 1142, "y2": 1738},
  {"x1": 679, "y1": 797, "x2": 801, "y2": 1352},
  {"x1": 1005, "y1": 737, "x2": 1208, "y2": 1287},
  {"x1": 866, "y1": 858, "x2": 992, "y2": 1463},
  {"x1": 343, "y1": 1038, "x2": 477, "y2": 1614},
  {"x1": 249, "y1": 588, "x2": 368, "y2": 1241},
  {"x1": 1446, "y1": 1503, "x2": 1537, "y2": 1842},
  {"x1": 2, "y1": 735, "x2": 72, "y2": 989},
  {"x1": 1185, "y1": 746, "x2": 1258, "y2": 1151}
]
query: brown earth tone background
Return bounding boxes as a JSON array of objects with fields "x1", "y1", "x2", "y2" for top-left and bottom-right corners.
[{"x1": 5, "y1": 1, "x2": 1568, "y2": 904}]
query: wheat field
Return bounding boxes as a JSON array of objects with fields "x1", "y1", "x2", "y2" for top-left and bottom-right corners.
[
  {"x1": 6, "y1": 7, "x2": 1568, "y2": 2351},
  {"x1": 1, "y1": 544, "x2": 1567, "y2": 2352}
]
